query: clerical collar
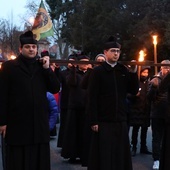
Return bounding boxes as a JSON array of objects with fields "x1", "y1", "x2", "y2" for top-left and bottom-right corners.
[{"x1": 106, "y1": 61, "x2": 117, "y2": 67}]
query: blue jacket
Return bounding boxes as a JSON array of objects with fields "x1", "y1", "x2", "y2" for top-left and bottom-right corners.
[{"x1": 47, "y1": 92, "x2": 59, "y2": 131}]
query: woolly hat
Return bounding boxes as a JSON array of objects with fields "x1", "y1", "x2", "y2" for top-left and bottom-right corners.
[
  {"x1": 161, "y1": 60, "x2": 170, "y2": 69},
  {"x1": 103, "y1": 36, "x2": 121, "y2": 50},
  {"x1": 20, "y1": 31, "x2": 37, "y2": 46},
  {"x1": 95, "y1": 54, "x2": 106, "y2": 61}
]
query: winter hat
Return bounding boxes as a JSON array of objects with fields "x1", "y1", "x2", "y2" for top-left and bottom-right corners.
[
  {"x1": 95, "y1": 54, "x2": 106, "y2": 61},
  {"x1": 103, "y1": 36, "x2": 121, "y2": 50},
  {"x1": 20, "y1": 31, "x2": 37, "y2": 46},
  {"x1": 161, "y1": 60, "x2": 170, "y2": 69}
]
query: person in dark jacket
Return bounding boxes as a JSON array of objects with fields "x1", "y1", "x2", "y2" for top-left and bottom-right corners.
[
  {"x1": 87, "y1": 36, "x2": 139, "y2": 170},
  {"x1": 0, "y1": 31, "x2": 60, "y2": 170},
  {"x1": 147, "y1": 60, "x2": 170, "y2": 170},
  {"x1": 127, "y1": 66, "x2": 151, "y2": 156}
]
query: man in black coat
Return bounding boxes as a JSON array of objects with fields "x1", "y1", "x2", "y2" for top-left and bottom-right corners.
[
  {"x1": 55, "y1": 54, "x2": 78, "y2": 148},
  {"x1": 87, "y1": 36, "x2": 139, "y2": 170},
  {"x1": 0, "y1": 31, "x2": 60, "y2": 170},
  {"x1": 61, "y1": 55, "x2": 90, "y2": 162}
]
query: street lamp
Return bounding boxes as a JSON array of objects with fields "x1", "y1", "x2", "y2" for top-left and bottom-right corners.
[{"x1": 153, "y1": 35, "x2": 158, "y2": 75}]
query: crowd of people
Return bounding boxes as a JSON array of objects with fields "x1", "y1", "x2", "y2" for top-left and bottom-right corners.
[{"x1": 0, "y1": 30, "x2": 170, "y2": 170}]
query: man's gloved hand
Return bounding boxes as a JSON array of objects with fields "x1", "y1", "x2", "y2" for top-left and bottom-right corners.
[
  {"x1": 150, "y1": 78, "x2": 159, "y2": 88},
  {"x1": 42, "y1": 56, "x2": 50, "y2": 69}
]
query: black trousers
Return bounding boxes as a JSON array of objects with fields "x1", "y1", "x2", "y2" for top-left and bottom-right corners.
[
  {"x1": 151, "y1": 118, "x2": 165, "y2": 161},
  {"x1": 131, "y1": 125, "x2": 148, "y2": 149}
]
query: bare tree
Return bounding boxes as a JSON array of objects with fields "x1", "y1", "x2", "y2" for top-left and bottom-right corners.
[{"x1": 0, "y1": 19, "x2": 21, "y2": 59}]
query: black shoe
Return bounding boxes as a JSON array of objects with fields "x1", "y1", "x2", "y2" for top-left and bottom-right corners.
[
  {"x1": 131, "y1": 148, "x2": 136, "y2": 157},
  {"x1": 140, "y1": 148, "x2": 152, "y2": 155}
]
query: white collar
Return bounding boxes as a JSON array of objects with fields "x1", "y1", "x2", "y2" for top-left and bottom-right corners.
[{"x1": 106, "y1": 61, "x2": 117, "y2": 68}]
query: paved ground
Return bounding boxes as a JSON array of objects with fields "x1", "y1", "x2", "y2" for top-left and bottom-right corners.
[{"x1": 0, "y1": 126, "x2": 153, "y2": 170}]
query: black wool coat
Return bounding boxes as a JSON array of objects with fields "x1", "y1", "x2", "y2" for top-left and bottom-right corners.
[
  {"x1": 0, "y1": 55, "x2": 60, "y2": 145},
  {"x1": 88, "y1": 62, "x2": 139, "y2": 125},
  {"x1": 61, "y1": 67, "x2": 87, "y2": 159},
  {"x1": 87, "y1": 62, "x2": 139, "y2": 170}
]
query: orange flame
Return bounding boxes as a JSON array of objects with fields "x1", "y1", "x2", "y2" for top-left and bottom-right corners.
[
  {"x1": 138, "y1": 50, "x2": 145, "y2": 62},
  {"x1": 10, "y1": 55, "x2": 16, "y2": 60}
]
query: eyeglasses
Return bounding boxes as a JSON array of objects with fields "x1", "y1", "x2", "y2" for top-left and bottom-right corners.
[{"x1": 109, "y1": 49, "x2": 121, "y2": 53}]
